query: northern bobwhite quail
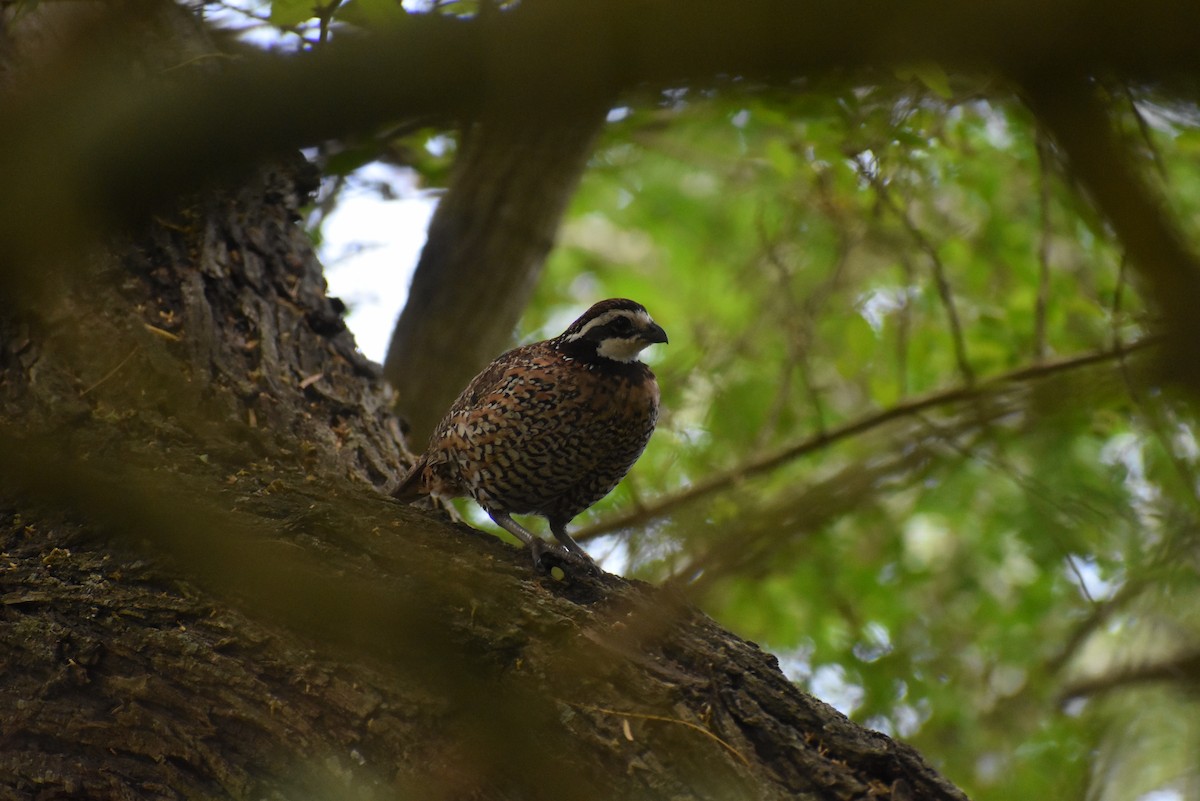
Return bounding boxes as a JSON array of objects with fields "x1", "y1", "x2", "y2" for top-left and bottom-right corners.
[{"x1": 393, "y1": 298, "x2": 668, "y2": 569}]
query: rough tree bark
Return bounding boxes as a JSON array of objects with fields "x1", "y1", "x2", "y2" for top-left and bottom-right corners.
[{"x1": 0, "y1": 155, "x2": 970, "y2": 800}]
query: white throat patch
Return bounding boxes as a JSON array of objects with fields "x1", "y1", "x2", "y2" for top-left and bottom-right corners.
[{"x1": 596, "y1": 336, "x2": 652, "y2": 363}]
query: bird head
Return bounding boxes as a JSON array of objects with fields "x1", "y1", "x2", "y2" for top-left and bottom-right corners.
[{"x1": 559, "y1": 298, "x2": 668, "y2": 363}]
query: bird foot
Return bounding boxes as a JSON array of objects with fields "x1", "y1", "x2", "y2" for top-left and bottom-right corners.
[
  {"x1": 530, "y1": 540, "x2": 601, "y2": 576},
  {"x1": 487, "y1": 511, "x2": 601, "y2": 576}
]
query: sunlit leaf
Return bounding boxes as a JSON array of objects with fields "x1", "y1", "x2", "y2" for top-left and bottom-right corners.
[{"x1": 269, "y1": 0, "x2": 316, "y2": 27}]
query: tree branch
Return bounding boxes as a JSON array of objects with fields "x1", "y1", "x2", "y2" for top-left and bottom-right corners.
[
  {"x1": 1035, "y1": 134, "x2": 1054, "y2": 361},
  {"x1": 1060, "y1": 649, "x2": 1200, "y2": 703},
  {"x1": 578, "y1": 338, "x2": 1161, "y2": 541},
  {"x1": 1023, "y1": 76, "x2": 1200, "y2": 391},
  {"x1": 857, "y1": 152, "x2": 974, "y2": 384},
  {"x1": 8, "y1": 0, "x2": 1200, "y2": 292}
]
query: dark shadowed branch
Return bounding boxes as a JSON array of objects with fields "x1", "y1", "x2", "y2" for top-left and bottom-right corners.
[
  {"x1": 1024, "y1": 76, "x2": 1200, "y2": 390},
  {"x1": 7, "y1": 0, "x2": 1200, "y2": 296}
]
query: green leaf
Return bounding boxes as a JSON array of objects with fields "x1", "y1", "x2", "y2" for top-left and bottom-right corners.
[
  {"x1": 893, "y1": 63, "x2": 954, "y2": 99},
  {"x1": 337, "y1": 0, "x2": 408, "y2": 29},
  {"x1": 270, "y1": 0, "x2": 316, "y2": 27}
]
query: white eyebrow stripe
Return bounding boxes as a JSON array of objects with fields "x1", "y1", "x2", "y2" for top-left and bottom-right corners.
[{"x1": 565, "y1": 309, "x2": 651, "y2": 341}]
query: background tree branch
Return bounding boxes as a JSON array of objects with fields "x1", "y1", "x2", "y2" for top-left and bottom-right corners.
[
  {"x1": 384, "y1": 106, "x2": 609, "y2": 442},
  {"x1": 1023, "y1": 75, "x2": 1200, "y2": 391},
  {"x1": 578, "y1": 339, "x2": 1159, "y2": 542},
  {"x1": 7, "y1": 0, "x2": 1200, "y2": 322}
]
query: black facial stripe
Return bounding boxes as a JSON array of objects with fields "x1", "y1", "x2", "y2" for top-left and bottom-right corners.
[
  {"x1": 584, "y1": 319, "x2": 639, "y2": 342},
  {"x1": 561, "y1": 300, "x2": 648, "y2": 337}
]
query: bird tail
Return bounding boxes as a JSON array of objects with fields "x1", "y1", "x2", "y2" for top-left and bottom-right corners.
[{"x1": 392, "y1": 455, "x2": 428, "y2": 501}]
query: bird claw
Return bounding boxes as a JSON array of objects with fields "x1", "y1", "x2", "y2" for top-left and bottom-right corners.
[
  {"x1": 487, "y1": 510, "x2": 600, "y2": 575},
  {"x1": 530, "y1": 540, "x2": 600, "y2": 576}
]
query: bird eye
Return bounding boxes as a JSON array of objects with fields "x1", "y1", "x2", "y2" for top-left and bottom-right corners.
[{"x1": 611, "y1": 316, "x2": 634, "y2": 335}]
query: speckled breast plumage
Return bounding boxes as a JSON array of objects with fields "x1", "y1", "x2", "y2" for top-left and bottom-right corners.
[{"x1": 414, "y1": 340, "x2": 659, "y2": 525}]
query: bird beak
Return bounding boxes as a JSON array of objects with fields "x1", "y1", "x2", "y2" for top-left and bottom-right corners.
[{"x1": 643, "y1": 321, "x2": 669, "y2": 345}]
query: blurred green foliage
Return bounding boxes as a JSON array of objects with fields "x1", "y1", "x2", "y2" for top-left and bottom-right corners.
[
  {"x1": 153, "y1": 3, "x2": 1200, "y2": 799},
  {"x1": 243, "y1": 2, "x2": 1200, "y2": 792},
  {"x1": 510, "y1": 86, "x2": 1200, "y2": 801}
]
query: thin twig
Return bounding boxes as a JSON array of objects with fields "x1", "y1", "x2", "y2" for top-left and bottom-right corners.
[
  {"x1": 1044, "y1": 577, "x2": 1148, "y2": 676},
  {"x1": 570, "y1": 703, "x2": 750, "y2": 767},
  {"x1": 79, "y1": 346, "x2": 140, "y2": 397},
  {"x1": 1024, "y1": 77, "x2": 1200, "y2": 391},
  {"x1": 1122, "y1": 85, "x2": 1167, "y2": 180},
  {"x1": 672, "y1": 428, "x2": 975, "y2": 590},
  {"x1": 1060, "y1": 649, "x2": 1200, "y2": 703},
  {"x1": 897, "y1": 251, "x2": 915, "y2": 397},
  {"x1": 855, "y1": 152, "x2": 975, "y2": 384},
  {"x1": 908, "y1": 413, "x2": 1108, "y2": 603},
  {"x1": 754, "y1": 215, "x2": 801, "y2": 449},
  {"x1": 1110, "y1": 253, "x2": 1129, "y2": 351},
  {"x1": 1109, "y1": 254, "x2": 1200, "y2": 514},
  {"x1": 1114, "y1": 343, "x2": 1200, "y2": 516},
  {"x1": 1034, "y1": 134, "x2": 1053, "y2": 361}
]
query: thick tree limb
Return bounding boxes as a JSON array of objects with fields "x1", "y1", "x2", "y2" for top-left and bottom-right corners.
[{"x1": 6, "y1": 0, "x2": 1200, "y2": 286}]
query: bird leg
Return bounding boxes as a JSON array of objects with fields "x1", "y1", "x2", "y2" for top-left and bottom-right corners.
[
  {"x1": 549, "y1": 520, "x2": 599, "y2": 573},
  {"x1": 488, "y1": 511, "x2": 568, "y2": 569},
  {"x1": 489, "y1": 511, "x2": 599, "y2": 574}
]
